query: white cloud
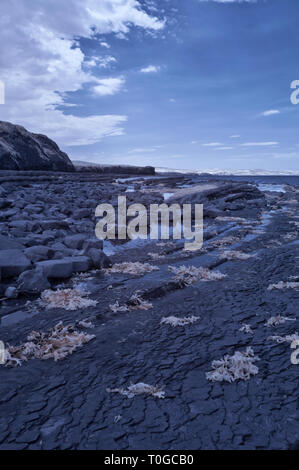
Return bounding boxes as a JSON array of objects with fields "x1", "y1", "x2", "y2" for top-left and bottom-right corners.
[
  {"x1": 216, "y1": 147, "x2": 234, "y2": 150},
  {"x1": 140, "y1": 65, "x2": 161, "y2": 73},
  {"x1": 85, "y1": 55, "x2": 117, "y2": 69},
  {"x1": 100, "y1": 41, "x2": 111, "y2": 48},
  {"x1": 0, "y1": 0, "x2": 165, "y2": 147},
  {"x1": 241, "y1": 142, "x2": 279, "y2": 147},
  {"x1": 128, "y1": 147, "x2": 157, "y2": 153},
  {"x1": 199, "y1": 1, "x2": 257, "y2": 3},
  {"x1": 202, "y1": 142, "x2": 223, "y2": 147},
  {"x1": 260, "y1": 109, "x2": 280, "y2": 117},
  {"x1": 93, "y1": 77, "x2": 125, "y2": 96},
  {"x1": 230, "y1": 134, "x2": 240, "y2": 138}
]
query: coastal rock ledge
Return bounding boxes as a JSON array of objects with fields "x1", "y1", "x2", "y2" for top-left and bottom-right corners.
[{"x1": 0, "y1": 121, "x2": 74, "y2": 171}]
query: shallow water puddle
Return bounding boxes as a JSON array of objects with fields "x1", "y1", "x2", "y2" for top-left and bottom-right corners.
[{"x1": 258, "y1": 183, "x2": 286, "y2": 193}]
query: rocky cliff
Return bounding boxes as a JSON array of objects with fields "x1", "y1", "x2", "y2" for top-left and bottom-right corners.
[{"x1": 0, "y1": 121, "x2": 74, "y2": 171}]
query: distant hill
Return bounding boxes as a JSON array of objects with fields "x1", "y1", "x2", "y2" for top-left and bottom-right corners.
[
  {"x1": 156, "y1": 167, "x2": 299, "y2": 176},
  {"x1": 72, "y1": 160, "x2": 155, "y2": 175}
]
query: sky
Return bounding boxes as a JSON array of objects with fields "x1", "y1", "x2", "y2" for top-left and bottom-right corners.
[{"x1": 0, "y1": 0, "x2": 299, "y2": 172}]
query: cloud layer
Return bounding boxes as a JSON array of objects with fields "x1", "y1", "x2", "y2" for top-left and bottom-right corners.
[{"x1": 0, "y1": 0, "x2": 164, "y2": 147}]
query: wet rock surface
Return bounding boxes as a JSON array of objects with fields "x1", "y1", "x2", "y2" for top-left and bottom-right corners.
[{"x1": 0, "y1": 171, "x2": 298, "y2": 449}]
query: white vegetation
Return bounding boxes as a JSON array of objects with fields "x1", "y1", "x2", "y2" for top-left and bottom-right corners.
[
  {"x1": 169, "y1": 265, "x2": 226, "y2": 286},
  {"x1": 206, "y1": 347, "x2": 259, "y2": 383},
  {"x1": 215, "y1": 216, "x2": 248, "y2": 224},
  {"x1": 160, "y1": 316, "x2": 200, "y2": 327},
  {"x1": 109, "y1": 301, "x2": 129, "y2": 313},
  {"x1": 107, "y1": 383, "x2": 165, "y2": 399},
  {"x1": 239, "y1": 324, "x2": 254, "y2": 335},
  {"x1": 264, "y1": 316, "x2": 296, "y2": 327},
  {"x1": 110, "y1": 292, "x2": 152, "y2": 313},
  {"x1": 148, "y1": 252, "x2": 165, "y2": 260},
  {"x1": 220, "y1": 250, "x2": 254, "y2": 261},
  {"x1": 268, "y1": 281, "x2": 299, "y2": 291},
  {"x1": 108, "y1": 262, "x2": 159, "y2": 276},
  {"x1": 129, "y1": 293, "x2": 153, "y2": 310},
  {"x1": 40, "y1": 289, "x2": 98, "y2": 310},
  {"x1": 268, "y1": 332, "x2": 299, "y2": 344},
  {"x1": 2, "y1": 322, "x2": 95, "y2": 367},
  {"x1": 78, "y1": 319, "x2": 95, "y2": 329},
  {"x1": 209, "y1": 236, "x2": 240, "y2": 248}
]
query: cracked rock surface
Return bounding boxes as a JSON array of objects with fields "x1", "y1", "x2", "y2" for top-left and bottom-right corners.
[{"x1": 0, "y1": 172, "x2": 298, "y2": 450}]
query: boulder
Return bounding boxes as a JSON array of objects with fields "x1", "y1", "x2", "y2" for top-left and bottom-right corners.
[
  {"x1": 82, "y1": 238, "x2": 103, "y2": 251},
  {"x1": 87, "y1": 248, "x2": 112, "y2": 269},
  {"x1": 37, "y1": 256, "x2": 90, "y2": 279},
  {"x1": 24, "y1": 245, "x2": 54, "y2": 262},
  {"x1": 73, "y1": 208, "x2": 91, "y2": 220},
  {"x1": 36, "y1": 259, "x2": 74, "y2": 279},
  {"x1": 5, "y1": 286, "x2": 18, "y2": 298},
  {"x1": 0, "y1": 249, "x2": 31, "y2": 278},
  {"x1": 0, "y1": 121, "x2": 74, "y2": 171},
  {"x1": 16, "y1": 267, "x2": 50, "y2": 294},
  {"x1": 0, "y1": 235, "x2": 24, "y2": 250},
  {"x1": 64, "y1": 234, "x2": 86, "y2": 250}
]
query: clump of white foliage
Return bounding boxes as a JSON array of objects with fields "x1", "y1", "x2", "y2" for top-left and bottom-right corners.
[
  {"x1": 110, "y1": 292, "x2": 152, "y2": 313},
  {"x1": 209, "y1": 236, "x2": 240, "y2": 248},
  {"x1": 169, "y1": 265, "x2": 226, "y2": 286},
  {"x1": 148, "y1": 252, "x2": 165, "y2": 260},
  {"x1": 40, "y1": 289, "x2": 98, "y2": 311},
  {"x1": 264, "y1": 316, "x2": 296, "y2": 327},
  {"x1": 206, "y1": 347, "x2": 259, "y2": 383},
  {"x1": 2, "y1": 322, "x2": 95, "y2": 367},
  {"x1": 268, "y1": 281, "x2": 299, "y2": 291},
  {"x1": 215, "y1": 216, "x2": 248, "y2": 225},
  {"x1": 107, "y1": 383, "x2": 165, "y2": 399},
  {"x1": 220, "y1": 250, "x2": 254, "y2": 261},
  {"x1": 108, "y1": 262, "x2": 159, "y2": 276},
  {"x1": 268, "y1": 332, "x2": 299, "y2": 344},
  {"x1": 109, "y1": 301, "x2": 129, "y2": 313},
  {"x1": 128, "y1": 292, "x2": 153, "y2": 311},
  {"x1": 78, "y1": 319, "x2": 95, "y2": 329},
  {"x1": 239, "y1": 324, "x2": 254, "y2": 335},
  {"x1": 160, "y1": 316, "x2": 200, "y2": 327}
]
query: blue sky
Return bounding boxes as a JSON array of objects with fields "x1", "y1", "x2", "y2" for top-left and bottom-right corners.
[{"x1": 1, "y1": 0, "x2": 299, "y2": 171}]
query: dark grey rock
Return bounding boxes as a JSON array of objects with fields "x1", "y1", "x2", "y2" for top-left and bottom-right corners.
[
  {"x1": 0, "y1": 121, "x2": 74, "y2": 171},
  {"x1": 16, "y1": 267, "x2": 50, "y2": 294},
  {"x1": 4, "y1": 286, "x2": 18, "y2": 298},
  {"x1": 37, "y1": 256, "x2": 90, "y2": 278},
  {"x1": 87, "y1": 248, "x2": 112, "y2": 269},
  {"x1": 64, "y1": 234, "x2": 86, "y2": 250},
  {"x1": 24, "y1": 245, "x2": 54, "y2": 262},
  {"x1": 73, "y1": 208, "x2": 91, "y2": 219},
  {"x1": 38, "y1": 220, "x2": 70, "y2": 231},
  {"x1": 0, "y1": 249, "x2": 31, "y2": 277},
  {"x1": 36, "y1": 259, "x2": 74, "y2": 279},
  {"x1": 0, "y1": 235, "x2": 24, "y2": 250},
  {"x1": 82, "y1": 238, "x2": 103, "y2": 251},
  {"x1": 69, "y1": 256, "x2": 90, "y2": 273},
  {"x1": 0, "y1": 198, "x2": 13, "y2": 209}
]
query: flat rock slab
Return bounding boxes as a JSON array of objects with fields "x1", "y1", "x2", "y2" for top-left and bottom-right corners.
[
  {"x1": 0, "y1": 235, "x2": 24, "y2": 251},
  {"x1": 37, "y1": 256, "x2": 90, "y2": 279},
  {"x1": 0, "y1": 249, "x2": 31, "y2": 278}
]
